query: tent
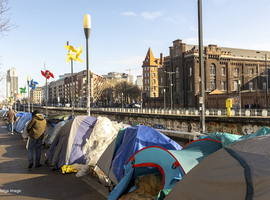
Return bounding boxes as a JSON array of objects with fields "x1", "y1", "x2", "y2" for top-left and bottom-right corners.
[
  {"x1": 14, "y1": 112, "x2": 32, "y2": 133},
  {"x1": 44, "y1": 120, "x2": 67, "y2": 145},
  {"x1": 45, "y1": 115, "x2": 97, "y2": 169},
  {"x1": 200, "y1": 126, "x2": 270, "y2": 147},
  {"x1": 108, "y1": 139, "x2": 222, "y2": 200},
  {"x1": 97, "y1": 125, "x2": 182, "y2": 185},
  {"x1": 164, "y1": 134, "x2": 270, "y2": 200}
]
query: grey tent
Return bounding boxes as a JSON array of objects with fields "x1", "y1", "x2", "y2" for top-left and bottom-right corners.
[{"x1": 164, "y1": 134, "x2": 270, "y2": 200}]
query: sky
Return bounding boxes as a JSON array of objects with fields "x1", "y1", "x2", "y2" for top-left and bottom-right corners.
[{"x1": 1, "y1": 0, "x2": 270, "y2": 99}]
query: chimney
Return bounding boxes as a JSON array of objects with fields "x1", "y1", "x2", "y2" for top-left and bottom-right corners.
[{"x1": 160, "y1": 53, "x2": 163, "y2": 65}]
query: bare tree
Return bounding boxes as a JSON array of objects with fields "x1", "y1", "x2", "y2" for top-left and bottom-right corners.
[{"x1": 0, "y1": 0, "x2": 16, "y2": 38}]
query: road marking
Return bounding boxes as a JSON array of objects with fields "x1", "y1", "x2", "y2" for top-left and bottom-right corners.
[{"x1": 1, "y1": 126, "x2": 7, "y2": 128}]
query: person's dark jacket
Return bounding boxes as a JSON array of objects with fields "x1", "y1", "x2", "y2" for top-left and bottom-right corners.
[{"x1": 27, "y1": 114, "x2": 47, "y2": 140}]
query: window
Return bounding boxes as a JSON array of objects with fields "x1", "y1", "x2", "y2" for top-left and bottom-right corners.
[
  {"x1": 160, "y1": 77, "x2": 163, "y2": 84},
  {"x1": 147, "y1": 67, "x2": 149, "y2": 71},
  {"x1": 176, "y1": 67, "x2": 179, "y2": 78},
  {"x1": 189, "y1": 81, "x2": 192, "y2": 91},
  {"x1": 249, "y1": 82, "x2": 253, "y2": 91},
  {"x1": 152, "y1": 67, "x2": 155, "y2": 71},
  {"x1": 189, "y1": 67, "x2": 192, "y2": 76},
  {"x1": 210, "y1": 81, "x2": 216, "y2": 90},
  {"x1": 153, "y1": 73, "x2": 155, "y2": 77},
  {"x1": 145, "y1": 80, "x2": 147, "y2": 84},
  {"x1": 153, "y1": 86, "x2": 156, "y2": 91},
  {"x1": 249, "y1": 69, "x2": 254, "y2": 77},
  {"x1": 234, "y1": 80, "x2": 239, "y2": 91},
  {"x1": 148, "y1": 79, "x2": 149, "y2": 84},
  {"x1": 176, "y1": 82, "x2": 180, "y2": 92},
  {"x1": 153, "y1": 79, "x2": 156, "y2": 84},
  {"x1": 221, "y1": 67, "x2": 225, "y2": 76},
  {"x1": 234, "y1": 68, "x2": 239, "y2": 77},
  {"x1": 263, "y1": 82, "x2": 266, "y2": 90},
  {"x1": 147, "y1": 73, "x2": 149, "y2": 77},
  {"x1": 210, "y1": 64, "x2": 216, "y2": 75},
  {"x1": 222, "y1": 81, "x2": 226, "y2": 91},
  {"x1": 144, "y1": 73, "x2": 146, "y2": 77}
]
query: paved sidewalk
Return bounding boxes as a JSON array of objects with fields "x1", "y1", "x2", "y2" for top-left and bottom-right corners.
[{"x1": 0, "y1": 119, "x2": 108, "y2": 200}]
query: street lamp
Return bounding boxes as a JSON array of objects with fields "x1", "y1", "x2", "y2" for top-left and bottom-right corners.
[
  {"x1": 27, "y1": 76, "x2": 31, "y2": 113},
  {"x1": 122, "y1": 92, "x2": 123, "y2": 110},
  {"x1": 84, "y1": 14, "x2": 91, "y2": 116},
  {"x1": 164, "y1": 88, "x2": 166, "y2": 108},
  {"x1": 164, "y1": 71, "x2": 175, "y2": 110},
  {"x1": 256, "y1": 52, "x2": 268, "y2": 108},
  {"x1": 14, "y1": 89, "x2": 16, "y2": 112},
  {"x1": 238, "y1": 80, "x2": 241, "y2": 116}
]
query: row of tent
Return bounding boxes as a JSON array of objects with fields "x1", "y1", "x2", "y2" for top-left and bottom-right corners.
[{"x1": 1, "y1": 109, "x2": 270, "y2": 199}]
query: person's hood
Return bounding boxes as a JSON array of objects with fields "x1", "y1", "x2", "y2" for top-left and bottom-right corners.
[{"x1": 35, "y1": 114, "x2": 45, "y2": 120}]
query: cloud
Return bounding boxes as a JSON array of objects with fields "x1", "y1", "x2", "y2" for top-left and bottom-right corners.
[
  {"x1": 164, "y1": 14, "x2": 185, "y2": 24},
  {"x1": 121, "y1": 12, "x2": 137, "y2": 16},
  {"x1": 104, "y1": 56, "x2": 145, "y2": 67},
  {"x1": 141, "y1": 12, "x2": 162, "y2": 20}
]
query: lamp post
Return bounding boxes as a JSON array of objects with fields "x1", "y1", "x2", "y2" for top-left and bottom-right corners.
[
  {"x1": 164, "y1": 88, "x2": 166, "y2": 108},
  {"x1": 27, "y1": 76, "x2": 31, "y2": 113},
  {"x1": 14, "y1": 89, "x2": 16, "y2": 112},
  {"x1": 239, "y1": 80, "x2": 241, "y2": 116},
  {"x1": 198, "y1": 0, "x2": 205, "y2": 133},
  {"x1": 84, "y1": 14, "x2": 91, "y2": 116},
  {"x1": 122, "y1": 92, "x2": 123, "y2": 110},
  {"x1": 164, "y1": 71, "x2": 175, "y2": 110},
  {"x1": 256, "y1": 52, "x2": 268, "y2": 108},
  {"x1": 67, "y1": 41, "x2": 75, "y2": 117}
]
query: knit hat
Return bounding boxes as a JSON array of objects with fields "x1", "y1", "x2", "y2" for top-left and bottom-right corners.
[{"x1": 32, "y1": 109, "x2": 41, "y2": 117}]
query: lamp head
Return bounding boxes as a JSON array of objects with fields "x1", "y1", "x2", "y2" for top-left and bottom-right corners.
[
  {"x1": 84, "y1": 14, "x2": 91, "y2": 29},
  {"x1": 84, "y1": 14, "x2": 91, "y2": 39}
]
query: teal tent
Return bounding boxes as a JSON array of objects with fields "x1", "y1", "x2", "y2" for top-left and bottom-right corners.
[{"x1": 108, "y1": 139, "x2": 222, "y2": 200}]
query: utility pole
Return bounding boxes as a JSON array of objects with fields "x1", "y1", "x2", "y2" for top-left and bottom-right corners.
[
  {"x1": 266, "y1": 53, "x2": 268, "y2": 109},
  {"x1": 164, "y1": 71, "x2": 175, "y2": 110},
  {"x1": 198, "y1": 0, "x2": 205, "y2": 133}
]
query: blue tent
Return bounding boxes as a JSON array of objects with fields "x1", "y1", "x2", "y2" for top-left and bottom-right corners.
[
  {"x1": 108, "y1": 139, "x2": 222, "y2": 200},
  {"x1": 14, "y1": 112, "x2": 32, "y2": 133},
  {"x1": 97, "y1": 125, "x2": 182, "y2": 185},
  {"x1": 1, "y1": 110, "x2": 7, "y2": 117},
  {"x1": 45, "y1": 116, "x2": 97, "y2": 169}
]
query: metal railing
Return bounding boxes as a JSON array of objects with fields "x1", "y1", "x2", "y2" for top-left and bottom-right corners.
[{"x1": 89, "y1": 107, "x2": 270, "y2": 117}]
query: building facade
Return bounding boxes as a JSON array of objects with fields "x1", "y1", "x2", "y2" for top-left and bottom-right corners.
[
  {"x1": 143, "y1": 39, "x2": 270, "y2": 109},
  {"x1": 48, "y1": 78, "x2": 65, "y2": 106},
  {"x1": 30, "y1": 86, "x2": 43, "y2": 104},
  {"x1": 6, "y1": 68, "x2": 18, "y2": 99},
  {"x1": 142, "y1": 48, "x2": 163, "y2": 100},
  {"x1": 103, "y1": 72, "x2": 133, "y2": 83},
  {"x1": 64, "y1": 70, "x2": 106, "y2": 107}
]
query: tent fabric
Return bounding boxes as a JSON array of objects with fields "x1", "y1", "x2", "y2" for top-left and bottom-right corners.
[
  {"x1": 14, "y1": 112, "x2": 32, "y2": 133},
  {"x1": 109, "y1": 139, "x2": 222, "y2": 200},
  {"x1": 98, "y1": 125, "x2": 182, "y2": 185},
  {"x1": 200, "y1": 126, "x2": 270, "y2": 147},
  {"x1": 45, "y1": 116, "x2": 97, "y2": 169},
  {"x1": 82, "y1": 116, "x2": 121, "y2": 167},
  {"x1": 164, "y1": 134, "x2": 270, "y2": 200},
  {"x1": 44, "y1": 121, "x2": 67, "y2": 145}
]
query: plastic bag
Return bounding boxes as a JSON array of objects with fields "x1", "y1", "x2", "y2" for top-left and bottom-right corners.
[{"x1": 82, "y1": 117, "x2": 122, "y2": 166}]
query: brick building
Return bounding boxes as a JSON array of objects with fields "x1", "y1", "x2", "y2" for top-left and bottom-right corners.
[
  {"x1": 143, "y1": 39, "x2": 270, "y2": 109},
  {"x1": 64, "y1": 70, "x2": 105, "y2": 106}
]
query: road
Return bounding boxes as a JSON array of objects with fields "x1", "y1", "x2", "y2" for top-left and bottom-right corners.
[{"x1": 0, "y1": 119, "x2": 108, "y2": 200}]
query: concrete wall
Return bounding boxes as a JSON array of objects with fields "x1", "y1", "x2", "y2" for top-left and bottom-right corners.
[{"x1": 20, "y1": 105, "x2": 270, "y2": 136}]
